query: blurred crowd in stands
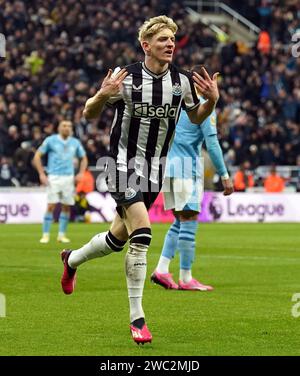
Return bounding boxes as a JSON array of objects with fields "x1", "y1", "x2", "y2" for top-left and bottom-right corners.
[{"x1": 0, "y1": 0, "x2": 299, "y2": 190}]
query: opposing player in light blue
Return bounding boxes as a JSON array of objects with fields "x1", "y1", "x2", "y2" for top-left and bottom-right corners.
[
  {"x1": 151, "y1": 80, "x2": 234, "y2": 290},
  {"x1": 33, "y1": 120, "x2": 88, "y2": 244}
]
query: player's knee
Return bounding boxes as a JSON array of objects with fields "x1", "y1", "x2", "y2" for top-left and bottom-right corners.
[
  {"x1": 178, "y1": 211, "x2": 198, "y2": 222},
  {"x1": 129, "y1": 227, "x2": 152, "y2": 250},
  {"x1": 47, "y1": 204, "x2": 56, "y2": 212},
  {"x1": 105, "y1": 230, "x2": 127, "y2": 252},
  {"x1": 61, "y1": 205, "x2": 70, "y2": 213}
]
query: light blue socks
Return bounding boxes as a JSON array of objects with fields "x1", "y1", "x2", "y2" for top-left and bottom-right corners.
[
  {"x1": 157, "y1": 218, "x2": 180, "y2": 273},
  {"x1": 58, "y1": 212, "x2": 70, "y2": 236},
  {"x1": 178, "y1": 220, "x2": 198, "y2": 271},
  {"x1": 42, "y1": 212, "x2": 53, "y2": 234}
]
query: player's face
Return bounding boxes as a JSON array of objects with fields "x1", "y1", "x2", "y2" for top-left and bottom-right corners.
[
  {"x1": 147, "y1": 28, "x2": 175, "y2": 64},
  {"x1": 59, "y1": 122, "x2": 72, "y2": 138}
]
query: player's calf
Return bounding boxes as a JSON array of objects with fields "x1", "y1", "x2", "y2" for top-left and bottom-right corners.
[{"x1": 126, "y1": 228, "x2": 152, "y2": 343}]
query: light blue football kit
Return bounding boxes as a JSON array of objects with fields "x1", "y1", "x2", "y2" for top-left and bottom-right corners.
[
  {"x1": 164, "y1": 97, "x2": 228, "y2": 211},
  {"x1": 160, "y1": 97, "x2": 228, "y2": 280},
  {"x1": 38, "y1": 134, "x2": 86, "y2": 236},
  {"x1": 39, "y1": 134, "x2": 86, "y2": 176}
]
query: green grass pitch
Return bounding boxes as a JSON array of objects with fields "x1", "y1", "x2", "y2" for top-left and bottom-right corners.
[{"x1": 0, "y1": 223, "x2": 299, "y2": 356}]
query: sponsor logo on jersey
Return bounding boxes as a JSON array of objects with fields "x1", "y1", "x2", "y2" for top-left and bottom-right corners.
[
  {"x1": 132, "y1": 84, "x2": 142, "y2": 91},
  {"x1": 132, "y1": 103, "x2": 177, "y2": 119},
  {"x1": 210, "y1": 115, "x2": 216, "y2": 126}
]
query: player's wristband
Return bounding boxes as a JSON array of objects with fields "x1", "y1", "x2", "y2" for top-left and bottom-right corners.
[{"x1": 221, "y1": 173, "x2": 229, "y2": 180}]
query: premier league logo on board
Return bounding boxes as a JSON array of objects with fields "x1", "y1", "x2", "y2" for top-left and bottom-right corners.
[
  {"x1": 172, "y1": 83, "x2": 182, "y2": 96},
  {"x1": 208, "y1": 194, "x2": 223, "y2": 221}
]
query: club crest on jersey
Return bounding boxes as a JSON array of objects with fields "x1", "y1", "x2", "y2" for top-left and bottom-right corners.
[
  {"x1": 125, "y1": 187, "x2": 137, "y2": 200},
  {"x1": 172, "y1": 83, "x2": 182, "y2": 96}
]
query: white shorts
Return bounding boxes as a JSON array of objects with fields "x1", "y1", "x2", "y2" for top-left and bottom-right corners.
[
  {"x1": 47, "y1": 175, "x2": 75, "y2": 205},
  {"x1": 162, "y1": 177, "x2": 204, "y2": 212}
]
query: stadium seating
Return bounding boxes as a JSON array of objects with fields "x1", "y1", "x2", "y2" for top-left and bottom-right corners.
[{"x1": 0, "y1": 0, "x2": 299, "y2": 189}]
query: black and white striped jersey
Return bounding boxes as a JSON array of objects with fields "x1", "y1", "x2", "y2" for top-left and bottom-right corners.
[{"x1": 107, "y1": 61, "x2": 199, "y2": 183}]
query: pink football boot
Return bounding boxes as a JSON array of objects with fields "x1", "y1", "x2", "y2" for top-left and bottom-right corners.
[
  {"x1": 150, "y1": 270, "x2": 178, "y2": 290},
  {"x1": 130, "y1": 323, "x2": 152, "y2": 345},
  {"x1": 60, "y1": 249, "x2": 77, "y2": 295},
  {"x1": 178, "y1": 278, "x2": 214, "y2": 291}
]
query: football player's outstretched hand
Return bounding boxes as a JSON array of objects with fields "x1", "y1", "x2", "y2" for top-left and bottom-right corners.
[
  {"x1": 193, "y1": 67, "x2": 219, "y2": 104},
  {"x1": 99, "y1": 68, "x2": 128, "y2": 99}
]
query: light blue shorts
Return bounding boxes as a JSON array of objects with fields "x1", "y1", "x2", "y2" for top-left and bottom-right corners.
[{"x1": 162, "y1": 177, "x2": 204, "y2": 212}]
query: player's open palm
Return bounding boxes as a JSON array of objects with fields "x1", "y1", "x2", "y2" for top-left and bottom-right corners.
[
  {"x1": 99, "y1": 68, "x2": 128, "y2": 98},
  {"x1": 193, "y1": 67, "x2": 219, "y2": 104}
]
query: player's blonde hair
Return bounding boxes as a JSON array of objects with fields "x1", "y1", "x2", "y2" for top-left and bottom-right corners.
[{"x1": 138, "y1": 15, "x2": 178, "y2": 42}]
